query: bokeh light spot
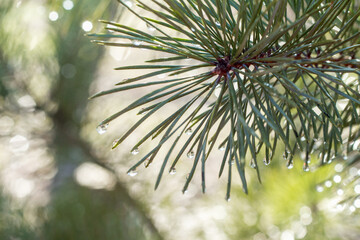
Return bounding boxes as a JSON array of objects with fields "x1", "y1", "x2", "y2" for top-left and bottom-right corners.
[
  {"x1": 354, "y1": 199, "x2": 360, "y2": 208},
  {"x1": 61, "y1": 64, "x2": 77, "y2": 79},
  {"x1": 280, "y1": 230, "x2": 295, "y2": 240},
  {"x1": 63, "y1": 0, "x2": 74, "y2": 10},
  {"x1": 82, "y1": 21, "x2": 93, "y2": 32},
  {"x1": 354, "y1": 184, "x2": 360, "y2": 194},
  {"x1": 9, "y1": 135, "x2": 29, "y2": 153},
  {"x1": 333, "y1": 175, "x2": 342, "y2": 183},
  {"x1": 49, "y1": 11, "x2": 59, "y2": 21},
  {"x1": 74, "y1": 162, "x2": 116, "y2": 190}
]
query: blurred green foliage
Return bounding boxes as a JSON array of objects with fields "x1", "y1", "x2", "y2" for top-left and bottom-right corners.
[
  {"x1": 0, "y1": 1, "x2": 359, "y2": 240},
  {"x1": 0, "y1": 0, "x2": 162, "y2": 239},
  {"x1": 226, "y1": 160, "x2": 352, "y2": 240},
  {"x1": 42, "y1": 183, "x2": 155, "y2": 240},
  {"x1": 0, "y1": 193, "x2": 36, "y2": 240}
]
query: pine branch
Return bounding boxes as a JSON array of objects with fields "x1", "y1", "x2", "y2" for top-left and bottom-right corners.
[{"x1": 90, "y1": 0, "x2": 360, "y2": 198}]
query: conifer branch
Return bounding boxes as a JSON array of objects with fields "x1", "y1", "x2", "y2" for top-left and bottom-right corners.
[{"x1": 90, "y1": 0, "x2": 360, "y2": 198}]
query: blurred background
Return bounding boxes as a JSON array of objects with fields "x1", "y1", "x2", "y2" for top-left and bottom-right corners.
[{"x1": 0, "y1": 0, "x2": 359, "y2": 239}]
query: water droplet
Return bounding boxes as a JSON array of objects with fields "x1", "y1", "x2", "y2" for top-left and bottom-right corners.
[
  {"x1": 215, "y1": 21, "x2": 221, "y2": 26},
  {"x1": 218, "y1": 145, "x2": 226, "y2": 151},
  {"x1": 138, "y1": 108, "x2": 148, "y2": 115},
  {"x1": 263, "y1": 159, "x2": 270, "y2": 166},
  {"x1": 127, "y1": 169, "x2": 137, "y2": 177},
  {"x1": 231, "y1": 159, "x2": 235, "y2": 165},
  {"x1": 96, "y1": 123, "x2": 109, "y2": 134},
  {"x1": 123, "y1": 0, "x2": 133, "y2": 8},
  {"x1": 185, "y1": 128, "x2": 193, "y2": 135},
  {"x1": 191, "y1": 27, "x2": 195, "y2": 32},
  {"x1": 303, "y1": 163, "x2": 310, "y2": 172},
  {"x1": 132, "y1": 40, "x2": 142, "y2": 46},
  {"x1": 283, "y1": 152, "x2": 289, "y2": 161},
  {"x1": 250, "y1": 159, "x2": 256, "y2": 169},
  {"x1": 300, "y1": 136, "x2": 306, "y2": 142},
  {"x1": 143, "y1": 157, "x2": 152, "y2": 168},
  {"x1": 169, "y1": 168, "x2": 176, "y2": 175},
  {"x1": 264, "y1": 82, "x2": 272, "y2": 88},
  {"x1": 187, "y1": 150, "x2": 195, "y2": 159},
  {"x1": 131, "y1": 148, "x2": 139, "y2": 155},
  {"x1": 287, "y1": 161, "x2": 294, "y2": 169},
  {"x1": 226, "y1": 197, "x2": 231, "y2": 202},
  {"x1": 146, "y1": 23, "x2": 156, "y2": 32},
  {"x1": 112, "y1": 138, "x2": 119, "y2": 148}
]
